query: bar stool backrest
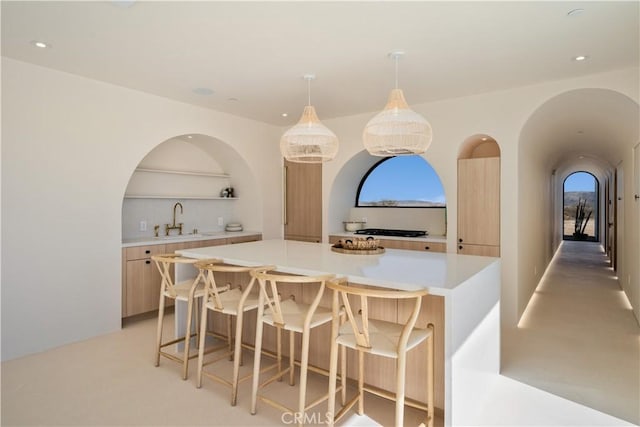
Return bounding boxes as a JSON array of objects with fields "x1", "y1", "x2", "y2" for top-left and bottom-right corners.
[
  {"x1": 152, "y1": 254, "x2": 218, "y2": 298},
  {"x1": 327, "y1": 278, "x2": 429, "y2": 353},
  {"x1": 250, "y1": 271, "x2": 335, "y2": 330},
  {"x1": 194, "y1": 261, "x2": 276, "y2": 312}
]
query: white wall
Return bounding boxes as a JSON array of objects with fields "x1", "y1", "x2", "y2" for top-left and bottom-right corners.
[
  {"x1": 2, "y1": 57, "x2": 638, "y2": 361},
  {"x1": 1, "y1": 58, "x2": 282, "y2": 361},
  {"x1": 320, "y1": 67, "x2": 639, "y2": 337}
]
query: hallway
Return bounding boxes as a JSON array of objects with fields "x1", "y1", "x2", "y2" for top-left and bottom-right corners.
[{"x1": 502, "y1": 241, "x2": 640, "y2": 424}]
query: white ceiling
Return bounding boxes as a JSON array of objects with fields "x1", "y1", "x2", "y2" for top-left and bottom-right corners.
[{"x1": 2, "y1": 1, "x2": 638, "y2": 128}]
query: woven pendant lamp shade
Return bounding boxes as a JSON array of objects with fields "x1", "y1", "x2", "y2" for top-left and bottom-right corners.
[
  {"x1": 280, "y1": 105, "x2": 339, "y2": 163},
  {"x1": 363, "y1": 51, "x2": 432, "y2": 156},
  {"x1": 363, "y1": 88, "x2": 432, "y2": 156}
]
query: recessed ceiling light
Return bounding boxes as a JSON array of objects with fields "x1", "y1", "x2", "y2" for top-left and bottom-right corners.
[
  {"x1": 186, "y1": 135, "x2": 193, "y2": 139},
  {"x1": 31, "y1": 40, "x2": 50, "y2": 49},
  {"x1": 567, "y1": 8, "x2": 585, "y2": 17},
  {"x1": 481, "y1": 137, "x2": 488, "y2": 141},
  {"x1": 281, "y1": 113, "x2": 288, "y2": 117},
  {"x1": 192, "y1": 87, "x2": 214, "y2": 96},
  {"x1": 110, "y1": 0, "x2": 136, "y2": 8},
  {"x1": 579, "y1": 155, "x2": 585, "y2": 159},
  {"x1": 573, "y1": 55, "x2": 589, "y2": 62}
]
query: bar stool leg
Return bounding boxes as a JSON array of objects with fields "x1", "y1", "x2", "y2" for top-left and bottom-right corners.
[
  {"x1": 327, "y1": 335, "x2": 340, "y2": 426},
  {"x1": 289, "y1": 330, "x2": 295, "y2": 386},
  {"x1": 297, "y1": 328, "x2": 311, "y2": 427},
  {"x1": 395, "y1": 351, "x2": 408, "y2": 427},
  {"x1": 183, "y1": 296, "x2": 195, "y2": 380},
  {"x1": 227, "y1": 315, "x2": 233, "y2": 361},
  {"x1": 155, "y1": 294, "x2": 166, "y2": 367},
  {"x1": 357, "y1": 350, "x2": 364, "y2": 415},
  {"x1": 251, "y1": 303, "x2": 266, "y2": 415},
  {"x1": 231, "y1": 311, "x2": 245, "y2": 406},
  {"x1": 196, "y1": 302, "x2": 209, "y2": 388}
]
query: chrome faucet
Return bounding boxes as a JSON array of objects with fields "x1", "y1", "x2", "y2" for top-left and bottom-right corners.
[{"x1": 165, "y1": 202, "x2": 184, "y2": 236}]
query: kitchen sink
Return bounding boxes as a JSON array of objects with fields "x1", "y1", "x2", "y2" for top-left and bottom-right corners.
[{"x1": 153, "y1": 234, "x2": 202, "y2": 240}]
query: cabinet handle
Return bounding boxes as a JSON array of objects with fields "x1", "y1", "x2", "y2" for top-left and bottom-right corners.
[
  {"x1": 145, "y1": 250, "x2": 151, "y2": 254},
  {"x1": 458, "y1": 238, "x2": 463, "y2": 243},
  {"x1": 459, "y1": 245, "x2": 463, "y2": 250},
  {"x1": 424, "y1": 246, "x2": 430, "y2": 250},
  {"x1": 283, "y1": 165, "x2": 288, "y2": 225},
  {"x1": 145, "y1": 260, "x2": 151, "y2": 264}
]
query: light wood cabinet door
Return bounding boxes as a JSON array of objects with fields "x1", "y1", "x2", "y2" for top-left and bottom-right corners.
[
  {"x1": 457, "y1": 243, "x2": 500, "y2": 257},
  {"x1": 284, "y1": 160, "x2": 322, "y2": 242},
  {"x1": 458, "y1": 157, "x2": 500, "y2": 251},
  {"x1": 125, "y1": 258, "x2": 162, "y2": 317}
]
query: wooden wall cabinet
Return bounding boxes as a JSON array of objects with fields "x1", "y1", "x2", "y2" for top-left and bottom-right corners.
[
  {"x1": 122, "y1": 234, "x2": 262, "y2": 318},
  {"x1": 457, "y1": 154, "x2": 500, "y2": 256},
  {"x1": 284, "y1": 160, "x2": 322, "y2": 243}
]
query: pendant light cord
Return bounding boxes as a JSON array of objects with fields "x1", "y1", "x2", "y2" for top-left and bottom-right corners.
[
  {"x1": 395, "y1": 55, "x2": 399, "y2": 90},
  {"x1": 307, "y1": 76, "x2": 311, "y2": 106}
]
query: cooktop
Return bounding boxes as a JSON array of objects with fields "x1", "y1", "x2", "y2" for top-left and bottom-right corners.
[{"x1": 354, "y1": 228, "x2": 428, "y2": 238}]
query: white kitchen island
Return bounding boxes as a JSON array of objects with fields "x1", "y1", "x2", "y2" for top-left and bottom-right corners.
[{"x1": 176, "y1": 239, "x2": 501, "y2": 427}]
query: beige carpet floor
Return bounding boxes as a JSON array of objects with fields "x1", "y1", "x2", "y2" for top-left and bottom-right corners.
[
  {"x1": 1, "y1": 310, "x2": 438, "y2": 426},
  {"x1": 2, "y1": 240, "x2": 638, "y2": 426},
  {"x1": 502, "y1": 241, "x2": 640, "y2": 425}
]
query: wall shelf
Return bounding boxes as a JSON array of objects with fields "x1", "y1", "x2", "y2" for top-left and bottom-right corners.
[
  {"x1": 134, "y1": 167, "x2": 229, "y2": 178},
  {"x1": 125, "y1": 167, "x2": 233, "y2": 200},
  {"x1": 123, "y1": 195, "x2": 238, "y2": 200}
]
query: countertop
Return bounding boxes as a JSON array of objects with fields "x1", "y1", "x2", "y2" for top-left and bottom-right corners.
[
  {"x1": 122, "y1": 230, "x2": 261, "y2": 248},
  {"x1": 177, "y1": 238, "x2": 497, "y2": 296},
  {"x1": 329, "y1": 231, "x2": 446, "y2": 243}
]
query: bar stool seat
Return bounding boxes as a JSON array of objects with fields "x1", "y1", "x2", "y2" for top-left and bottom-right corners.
[
  {"x1": 326, "y1": 278, "x2": 435, "y2": 427},
  {"x1": 250, "y1": 270, "x2": 342, "y2": 425},
  {"x1": 152, "y1": 254, "x2": 221, "y2": 380},
  {"x1": 195, "y1": 261, "x2": 276, "y2": 406}
]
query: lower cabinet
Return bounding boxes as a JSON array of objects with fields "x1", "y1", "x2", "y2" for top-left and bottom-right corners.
[
  {"x1": 456, "y1": 243, "x2": 500, "y2": 257},
  {"x1": 329, "y1": 235, "x2": 446, "y2": 253},
  {"x1": 122, "y1": 234, "x2": 262, "y2": 318}
]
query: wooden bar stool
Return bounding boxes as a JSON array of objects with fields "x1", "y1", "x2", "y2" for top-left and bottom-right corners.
[
  {"x1": 326, "y1": 278, "x2": 435, "y2": 427},
  {"x1": 249, "y1": 270, "x2": 340, "y2": 424},
  {"x1": 194, "y1": 261, "x2": 276, "y2": 406},
  {"x1": 152, "y1": 254, "x2": 221, "y2": 380}
]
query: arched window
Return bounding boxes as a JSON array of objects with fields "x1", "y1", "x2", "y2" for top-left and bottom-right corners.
[
  {"x1": 563, "y1": 171, "x2": 598, "y2": 241},
  {"x1": 356, "y1": 156, "x2": 445, "y2": 207}
]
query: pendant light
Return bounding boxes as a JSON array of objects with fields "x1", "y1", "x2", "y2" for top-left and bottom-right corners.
[
  {"x1": 363, "y1": 52, "x2": 432, "y2": 156},
  {"x1": 280, "y1": 74, "x2": 339, "y2": 163}
]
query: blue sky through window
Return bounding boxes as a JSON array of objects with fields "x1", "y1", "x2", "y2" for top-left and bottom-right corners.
[
  {"x1": 565, "y1": 172, "x2": 596, "y2": 192},
  {"x1": 358, "y1": 156, "x2": 445, "y2": 207}
]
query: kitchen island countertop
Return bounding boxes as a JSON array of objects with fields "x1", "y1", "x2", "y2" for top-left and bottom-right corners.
[
  {"x1": 175, "y1": 239, "x2": 500, "y2": 426},
  {"x1": 122, "y1": 230, "x2": 261, "y2": 248}
]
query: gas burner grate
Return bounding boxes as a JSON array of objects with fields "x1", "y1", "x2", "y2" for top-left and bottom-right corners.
[{"x1": 354, "y1": 228, "x2": 427, "y2": 238}]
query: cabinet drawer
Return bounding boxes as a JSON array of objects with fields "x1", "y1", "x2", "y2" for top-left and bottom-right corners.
[
  {"x1": 418, "y1": 242, "x2": 446, "y2": 252},
  {"x1": 125, "y1": 244, "x2": 165, "y2": 261},
  {"x1": 228, "y1": 234, "x2": 262, "y2": 244}
]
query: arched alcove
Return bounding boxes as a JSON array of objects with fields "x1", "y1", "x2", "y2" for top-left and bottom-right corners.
[
  {"x1": 328, "y1": 150, "x2": 447, "y2": 237},
  {"x1": 121, "y1": 134, "x2": 261, "y2": 240}
]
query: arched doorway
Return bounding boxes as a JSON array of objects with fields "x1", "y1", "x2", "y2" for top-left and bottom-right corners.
[{"x1": 563, "y1": 171, "x2": 599, "y2": 242}]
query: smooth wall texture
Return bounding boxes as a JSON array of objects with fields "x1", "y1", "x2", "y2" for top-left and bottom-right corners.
[
  {"x1": 1, "y1": 58, "x2": 282, "y2": 361},
  {"x1": 321, "y1": 66, "x2": 639, "y2": 335},
  {"x1": 2, "y1": 57, "x2": 638, "y2": 361}
]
